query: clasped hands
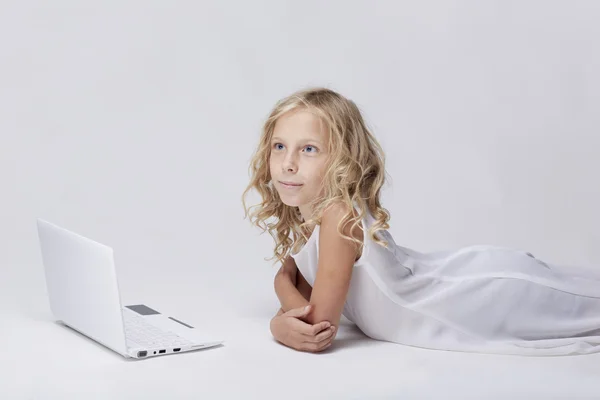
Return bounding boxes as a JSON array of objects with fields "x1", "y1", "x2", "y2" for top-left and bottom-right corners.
[{"x1": 270, "y1": 304, "x2": 336, "y2": 353}]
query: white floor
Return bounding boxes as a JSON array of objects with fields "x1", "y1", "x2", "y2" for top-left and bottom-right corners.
[{"x1": 4, "y1": 301, "x2": 600, "y2": 399}]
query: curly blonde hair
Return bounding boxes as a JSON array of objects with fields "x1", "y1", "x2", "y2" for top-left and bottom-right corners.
[{"x1": 242, "y1": 87, "x2": 391, "y2": 265}]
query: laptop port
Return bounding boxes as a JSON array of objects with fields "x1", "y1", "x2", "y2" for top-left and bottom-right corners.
[
  {"x1": 173, "y1": 348, "x2": 181, "y2": 352},
  {"x1": 159, "y1": 349, "x2": 166, "y2": 354},
  {"x1": 137, "y1": 351, "x2": 147, "y2": 358}
]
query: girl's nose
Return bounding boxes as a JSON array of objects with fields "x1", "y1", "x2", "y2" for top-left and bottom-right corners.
[
  {"x1": 282, "y1": 155, "x2": 297, "y2": 172},
  {"x1": 283, "y1": 162, "x2": 297, "y2": 173}
]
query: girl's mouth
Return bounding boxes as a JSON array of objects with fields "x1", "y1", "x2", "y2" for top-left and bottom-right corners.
[{"x1": 279, "y1": 181, "x2": 303, "y2": 189}]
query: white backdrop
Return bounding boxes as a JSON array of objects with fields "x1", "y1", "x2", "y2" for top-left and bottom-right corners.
[{"x1": 2, "y1": 1, "x2": 600, "y2": 398}]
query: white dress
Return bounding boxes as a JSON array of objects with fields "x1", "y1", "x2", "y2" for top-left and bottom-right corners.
[{"x1": 291, "y1": 207, "x2": 600, "y2": 356}]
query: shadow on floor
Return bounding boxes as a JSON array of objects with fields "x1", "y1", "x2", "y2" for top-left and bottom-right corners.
[{"x1": 329, "y1": 320, "x2": 382, "y2": 351}]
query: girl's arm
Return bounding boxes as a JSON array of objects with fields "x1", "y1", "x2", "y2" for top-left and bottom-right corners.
[
  {"x1": 274, "y1": 256, "x2": 310, "y2": 312},
  {"x1": 296, "y1": 269, "x2": 313, "y2": 301},
  {"x1": 304, "y1": 202, "x2": 361, "y2": 330}
]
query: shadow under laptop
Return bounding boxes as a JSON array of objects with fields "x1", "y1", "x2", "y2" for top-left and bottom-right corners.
[
  {"x1": 54, "y1": 321, "x2": 120, "y2": 357},
  {"x1": 55, "y1": 321, "x2": 224, "y2": 360}
]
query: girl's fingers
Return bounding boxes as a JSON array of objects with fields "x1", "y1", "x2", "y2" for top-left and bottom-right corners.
[
  {"x1": 306, "y1": 321, "x2": 331, "y2": 336},
  {"x1": 284, "y1": 304, "x2": 312, "y2": 318},
  {"x1": 291, "y1": 318, "x2": 330, "y2": 336},
  {"x1": 302, "y1": 334, "x2": 335, "y2": 353},
  {"x1": 305, "y1": 325, "x2": 335, "y2": 343}
]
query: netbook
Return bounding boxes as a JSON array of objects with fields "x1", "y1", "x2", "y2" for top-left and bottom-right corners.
[{"x1": 36, "y1": 219, "x2": 223, "y2": 359}]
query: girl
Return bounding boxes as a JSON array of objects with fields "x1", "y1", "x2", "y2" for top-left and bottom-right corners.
[{"x1": 242, "y1": 87, "x2": 600, "y2": 356}]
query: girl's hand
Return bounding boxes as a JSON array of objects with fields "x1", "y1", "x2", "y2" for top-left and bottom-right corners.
[{"x1": 270, "y1": 305, "x2": 336, "y2": 353}]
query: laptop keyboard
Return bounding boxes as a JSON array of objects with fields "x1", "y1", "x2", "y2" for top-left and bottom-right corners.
[{"x1": 123, "y1": 310, "x2": 193, "y2": 349}]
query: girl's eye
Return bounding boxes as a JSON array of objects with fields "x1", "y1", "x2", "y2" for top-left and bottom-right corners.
[{"x1": 272, "y1": 143, "x2": 318, "y2": 153}]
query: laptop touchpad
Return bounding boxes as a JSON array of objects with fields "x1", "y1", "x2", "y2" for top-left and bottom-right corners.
[{"x1": 126, "y1": 304, "x2": 160, "y2": 316}]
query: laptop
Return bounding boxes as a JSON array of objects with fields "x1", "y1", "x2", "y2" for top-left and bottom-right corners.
[{"x1": 36, "y1": 218, "x2": 224, "y2": 359}]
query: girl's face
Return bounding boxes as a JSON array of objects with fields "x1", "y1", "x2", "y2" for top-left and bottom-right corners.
[{"x1": 269, "y1": 109, "x2": 329, "y2": 219}]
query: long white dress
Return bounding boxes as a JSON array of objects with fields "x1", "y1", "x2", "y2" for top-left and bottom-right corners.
[{"x1": 290, "y1": 207, "x2": 600, "y2": 356}]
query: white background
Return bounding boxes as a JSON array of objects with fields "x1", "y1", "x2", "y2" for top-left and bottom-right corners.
[{"x1": 1, "y1": 1, "x2": 599, "y2": 398}]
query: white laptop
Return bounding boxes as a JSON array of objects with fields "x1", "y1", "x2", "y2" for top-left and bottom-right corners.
[{"x1": 36, "y1": 218, "x2": 224, "y2": 359}]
